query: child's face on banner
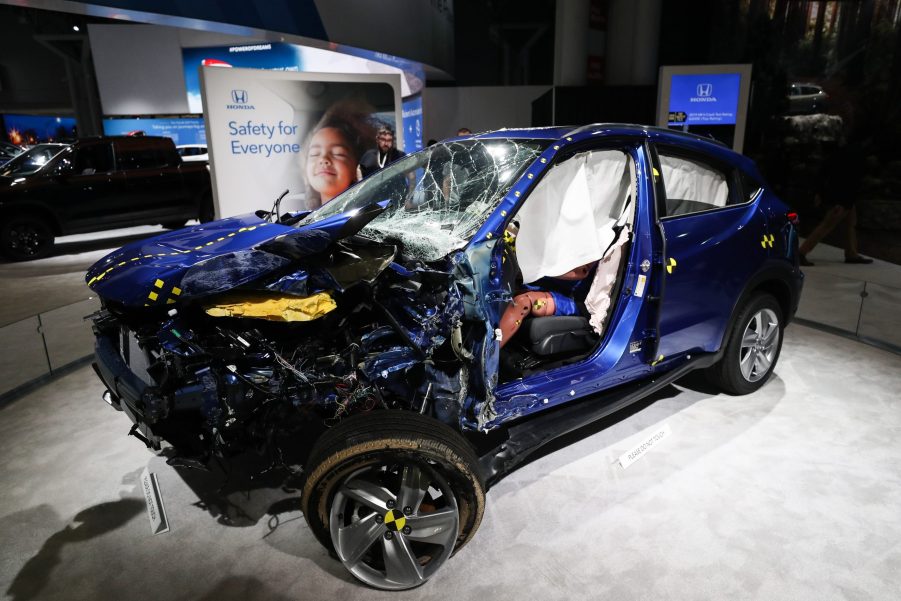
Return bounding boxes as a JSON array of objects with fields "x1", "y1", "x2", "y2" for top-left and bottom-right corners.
[{"x1": 306, "y1": 126, "x2": 357, "y2": 205}]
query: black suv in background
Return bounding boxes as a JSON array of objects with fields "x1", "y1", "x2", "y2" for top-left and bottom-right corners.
[{"x1": 0, "y1": 136, "x2": 213, "y2": 260}]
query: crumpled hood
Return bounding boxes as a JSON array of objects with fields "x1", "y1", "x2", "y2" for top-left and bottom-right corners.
[{"x1": 86, "y1": 209, "x2": 374, "y2": 307}]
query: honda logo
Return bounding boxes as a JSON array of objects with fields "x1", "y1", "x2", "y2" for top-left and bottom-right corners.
[
  {"x1": 231, "y1": 89, "x2": 248, "y2": 104},
  {"x1": 696, "y1": 83, "x2": 713, "y2": 97}
]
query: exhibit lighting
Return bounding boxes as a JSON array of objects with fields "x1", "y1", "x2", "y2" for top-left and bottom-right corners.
[{"x1": 72, "y1": 25, "x2": 80, "y2": 31}]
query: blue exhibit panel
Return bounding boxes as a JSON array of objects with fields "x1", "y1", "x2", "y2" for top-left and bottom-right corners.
[
  {"x1": 401, "y1": 95, "x2": 423, "y2": 152},
  {"x1": 182, "y1": 43, "x2": 303, "y2": 113},
  {"x1": 667, "y1": 73, "x2": 741, "y2": 125},
  {"x1": 103, "y1": 118, "x2": 207, "y2": 145}
]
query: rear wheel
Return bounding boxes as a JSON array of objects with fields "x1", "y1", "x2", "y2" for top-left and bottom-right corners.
[
  {"x1": 301, "y1": 411, "x2": 485, "y2": 590},
  {"x1": 0, "y1": 215, "x2": 54, "y2": 261},
  {"x1": 708, "y1": 293, "x2": 783, "y2": 395}
]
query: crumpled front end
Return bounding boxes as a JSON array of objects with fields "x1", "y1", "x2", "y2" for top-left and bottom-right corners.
[{"x1": 88, "y1": 218, "x2": 479, "y2": 467}]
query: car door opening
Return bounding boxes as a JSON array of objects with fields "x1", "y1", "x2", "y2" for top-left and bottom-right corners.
[{"x1": 499, "y1": 148, "x2": 636, "y2": 381}]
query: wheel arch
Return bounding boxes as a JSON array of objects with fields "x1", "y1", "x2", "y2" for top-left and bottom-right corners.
[
  {"x1": 719, "y1": 263, "x2": 799, "y2": 351},
  {"x1": 0, "y1": 204, "x2": 63, "y2": 236}
]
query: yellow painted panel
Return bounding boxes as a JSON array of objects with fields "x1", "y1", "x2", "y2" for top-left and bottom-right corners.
[{"x1": 204, "y1": 292, "x2": 336, "y2": 322}]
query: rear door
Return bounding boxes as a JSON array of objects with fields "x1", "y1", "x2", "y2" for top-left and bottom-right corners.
[
  {"x1": 52, "y1": 141, "x2": 127, "y2": 231},
  {"x1": 651, "y1": 143, "x2": 768, "y2": 362},
  {"x1": 116, "y1": 139, "x2": 192, "y2": 224}
]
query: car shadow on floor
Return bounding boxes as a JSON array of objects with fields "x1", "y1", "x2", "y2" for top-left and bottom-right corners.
[
  {"x1": 501, "y1": 382, "x2": 690, "y2": 479},
  {"x1": 492, "y1": 373, "x2": 786, "y2": 495},
  {"x1": 158, "y1": 451, "x2": 359, "y2": 586},
  {"x1": 162, "y1": 450, "x2": 305, "y2": 529}
]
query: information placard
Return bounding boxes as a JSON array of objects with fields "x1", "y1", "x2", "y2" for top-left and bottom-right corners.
[
  {"x1": 656, "y1": 64, "x2": 752, "y2": 152},
  {"x1": 667, "y1": 73, "x2": 741, "y2": 125},
  {"x1": 201, "y1": 68, "x2": 402, "y2": 217}
]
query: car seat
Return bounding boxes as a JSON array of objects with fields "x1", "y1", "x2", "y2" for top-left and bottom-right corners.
[{"x1": 520, "y1": 316, "x2": 598, "y2": 356}]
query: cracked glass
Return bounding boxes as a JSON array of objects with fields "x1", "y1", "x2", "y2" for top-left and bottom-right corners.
[{"x1": 299, "y1": 139, "x2": 548, "y2": 261}]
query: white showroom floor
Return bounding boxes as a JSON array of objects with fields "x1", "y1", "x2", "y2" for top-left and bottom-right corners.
[{"x1": 1, "y1": 323, "x2": 900, "y2": 601}]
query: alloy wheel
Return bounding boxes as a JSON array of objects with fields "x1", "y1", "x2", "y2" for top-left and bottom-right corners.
[
  {"x1": 329, "y1": 461, "x2": 460, "y2": 590},
  {"x1": 738, "y1": 308, "x2": 780, "y2": 382},
  {"x1": 9, "y1": 222, "x2": 48, "y2": 256}
]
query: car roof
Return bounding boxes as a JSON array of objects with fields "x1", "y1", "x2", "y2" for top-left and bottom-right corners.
[
  {"x1": 74, "y1": 136, "x2": 173, "y2": 143},
  {"x1": 468, "y1": 123, "x2": 758, "y2": 174}
]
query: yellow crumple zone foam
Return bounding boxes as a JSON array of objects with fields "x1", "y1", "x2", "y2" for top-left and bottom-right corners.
[{"x1": 204, "y1": 292, "x2": 337, "y2": 322}]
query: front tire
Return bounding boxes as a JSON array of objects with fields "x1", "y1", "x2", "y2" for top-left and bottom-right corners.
[
  {"x1": 0, "y1": 215, "x2": 54, "y2": 261},
  {"x1": 301, "y1": 411, "x2": 485, "y2": 590},
  {"x1": 708, "y1": 293, "x2": 784, "y2": 395}
]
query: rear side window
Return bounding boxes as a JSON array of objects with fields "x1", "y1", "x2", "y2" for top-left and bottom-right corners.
[
  {"x1": 739, "y1": 170, "x2": 763, "y2": 203},
  {"x1": 116, "y1": 142, "x2": 168, "y2": 170},
  {"x1": 73, "y1": 144, "x2": 114, "y2": 174},
  {"x1": 656, "y1": 148, "x2": 739, "y2": 217}
]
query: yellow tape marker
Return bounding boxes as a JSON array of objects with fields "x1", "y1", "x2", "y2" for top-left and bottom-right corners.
[
  {"x1": 383, "y1": 509, "x2": 406, "y2": 532},
  {"x1": 666, "y1": 257, "x2": 677, "y2": 274}
]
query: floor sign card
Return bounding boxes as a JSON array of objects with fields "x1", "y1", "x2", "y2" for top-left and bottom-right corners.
[{"x1": 201, "y1": 67, "x2": 402, "y2": 217}]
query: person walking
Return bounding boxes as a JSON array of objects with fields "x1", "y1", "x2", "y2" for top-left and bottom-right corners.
[{"x1": 799, "y1": 138, "x2": 873, "y2": 265}]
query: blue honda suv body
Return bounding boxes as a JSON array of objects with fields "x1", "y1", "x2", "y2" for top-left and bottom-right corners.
[{"x1": 87, "y1": 124, "x2": 802, "y2": 590}]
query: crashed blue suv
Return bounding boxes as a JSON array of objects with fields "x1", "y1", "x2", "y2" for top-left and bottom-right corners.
[{"x1": 87, "y1": 124, "x2": 802, "y2": 590}]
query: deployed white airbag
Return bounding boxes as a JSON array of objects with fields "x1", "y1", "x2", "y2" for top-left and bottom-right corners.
[
  {"x1": 585, "y1": 226, "x2": 629, "y2": 336},
  {"x1": 516, "y1": 150, "x2": 632, "y2": 284}
]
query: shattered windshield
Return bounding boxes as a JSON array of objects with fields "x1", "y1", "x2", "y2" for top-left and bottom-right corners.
[{"x1": 299, "y1": 138, "x2": 548, "y2": 261}]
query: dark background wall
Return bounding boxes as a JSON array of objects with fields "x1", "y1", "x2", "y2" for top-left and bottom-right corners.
[
  {"x1": 0, "y1": 5, "x2": 76, "y2": 112},
  {"x1": 2, "y1": 0, "x2": 900, "y2": 261}
]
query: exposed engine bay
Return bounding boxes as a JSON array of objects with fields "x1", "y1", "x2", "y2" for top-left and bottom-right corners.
[{"x1": 91, "y1": 235, "x2": 483, "y2": 467}]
